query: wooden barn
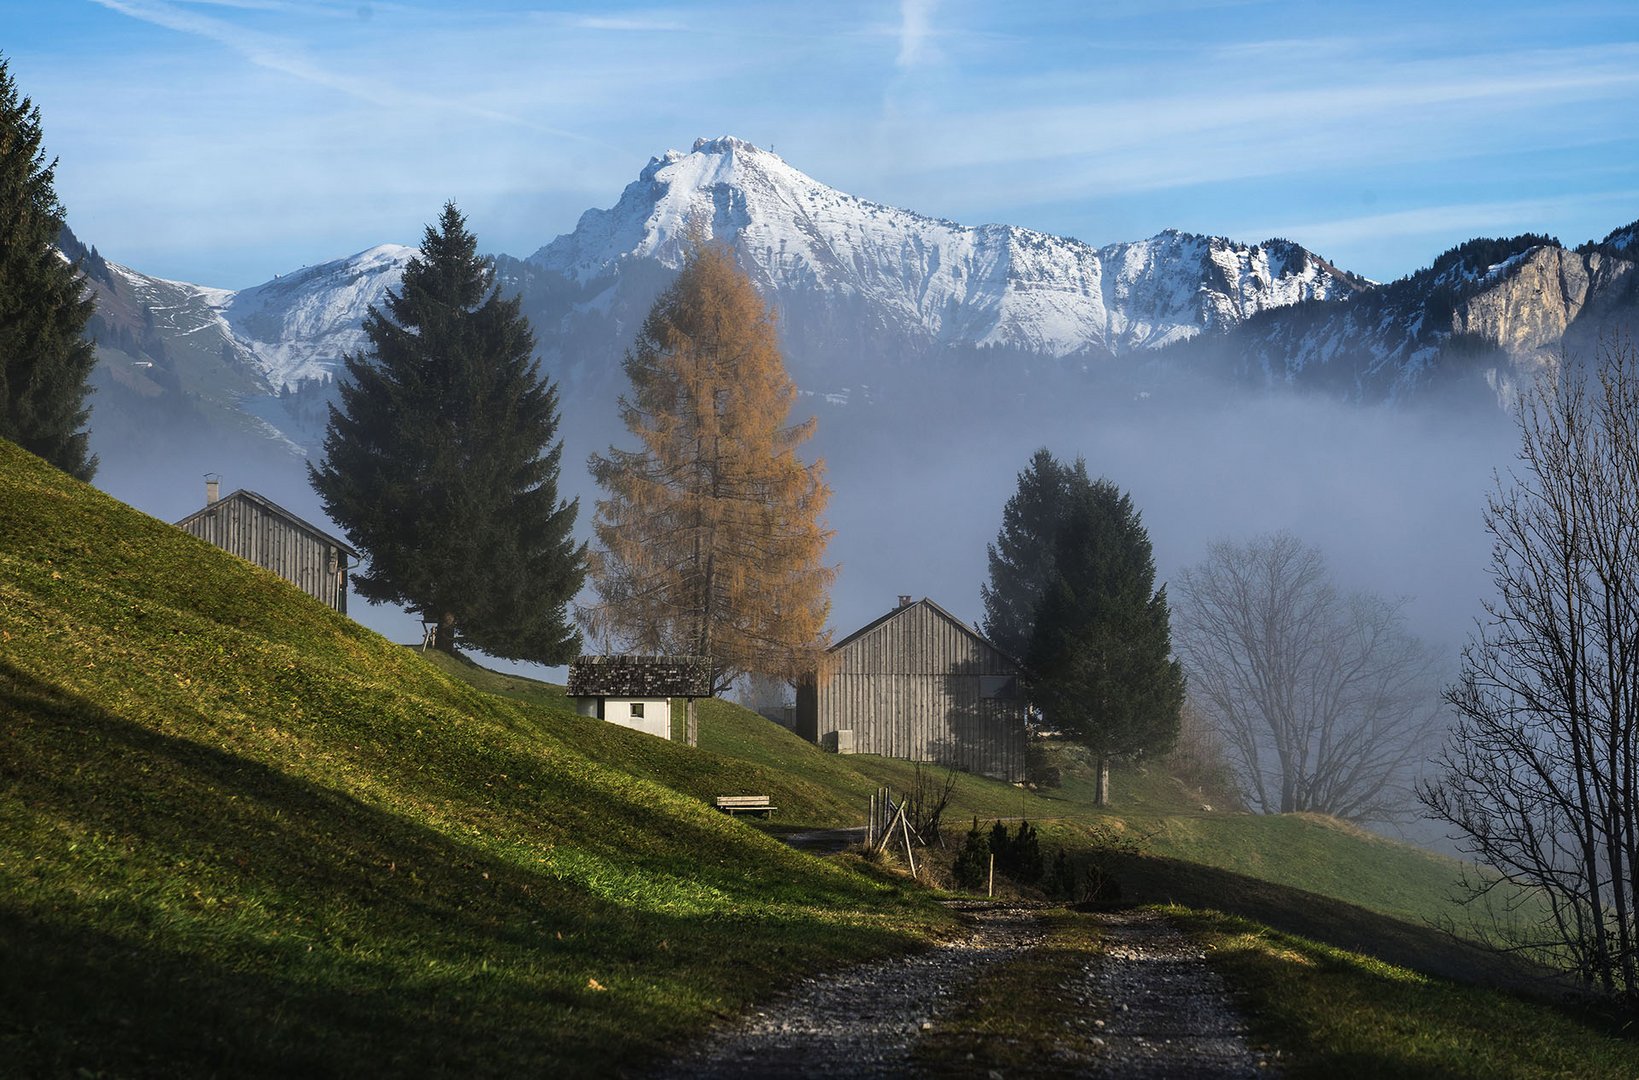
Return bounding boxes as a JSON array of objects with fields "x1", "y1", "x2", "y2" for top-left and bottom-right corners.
[
  {"x1": 796, "y1": 597, "x2": 1027, "y2": 781},
  {"x1": 566, "y1": 654, "x2": 713, "y2": 744},
  {"x1": 175, "y1": 478, "x2": 357, "y2": 613}
]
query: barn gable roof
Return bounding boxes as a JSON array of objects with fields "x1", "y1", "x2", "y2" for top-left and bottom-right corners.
[
  {"x1": 175, "y1": 489, "x2": 359, "y2": 558},
  {"x1": 829, "y1": 597, "x2": 1022, "y2": 670},
  {"x1": 567, "y1": 654, "x2": 713, "y2": 698}
]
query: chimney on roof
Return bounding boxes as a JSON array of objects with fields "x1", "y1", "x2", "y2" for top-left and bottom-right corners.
[
  {"x1": 897, "y1": 594, "x2": 913, "y2": 608},
  {"x1": 205, "y1": 473, "x2": 221, "y2": 505}
]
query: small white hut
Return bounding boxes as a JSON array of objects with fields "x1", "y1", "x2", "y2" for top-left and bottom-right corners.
[{"x1": 566, "y1": 655, "x2": 713, "y2": 743}]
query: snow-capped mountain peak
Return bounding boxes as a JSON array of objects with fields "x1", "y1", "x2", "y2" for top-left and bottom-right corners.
[
  {"x1": 217, "y1": 243, "x2": 416, "y2": 388},
  {"x1": 96, "y1": 137, "x2": 1375, "y2": 404},
  {"x1": 529, "y1": 135, "x2": 1368, "y2": 360}
]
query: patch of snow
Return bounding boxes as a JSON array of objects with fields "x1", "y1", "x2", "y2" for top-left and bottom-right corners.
[
  {"x1": 221, "y1": 244, "x2": 416, "y2": 389},
  {"x1": 530, "y1": 137, "x2": 1362, "y2": 360}
]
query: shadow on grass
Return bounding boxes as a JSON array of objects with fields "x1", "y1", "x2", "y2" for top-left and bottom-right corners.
[
  {"x1": 1093, "y1": 851, "x2": 1565, "y2": 998},
  {"x1": 0, "y1": 659, "x2": 927, "y2": 1079}
]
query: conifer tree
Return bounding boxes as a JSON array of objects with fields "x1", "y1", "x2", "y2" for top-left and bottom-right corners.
[
  {"x1": 981, "y1": 449, "x2": 1088, "y2": 660},
  {"x1": 310, "y1": 202, "x2": 584, "y2": 662},
  {"x1": 586, "y1": 243, "x2": 834, "y2": 690},
  {"x1": 0, "y1": 55, "x2": 97, "y2": 480},
  {"x1": 1025, "y1": 471, "x2": 1183, "y2": 804}
]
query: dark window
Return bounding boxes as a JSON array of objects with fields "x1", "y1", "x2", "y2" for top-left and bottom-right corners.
[
  {"x1": 979, "y1": 675, "x2": 1018, "y2": 700},
  {"x1": 630, "y1": 702, "x2": 646, "y2": 719}
]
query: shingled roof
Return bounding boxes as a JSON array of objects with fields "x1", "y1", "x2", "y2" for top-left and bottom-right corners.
[{"x1": 566, "y1": 655, "x2": 713, "y2": 698}]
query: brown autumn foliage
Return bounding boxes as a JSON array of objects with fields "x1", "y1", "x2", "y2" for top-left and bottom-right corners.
[{"x1": 584, "y1": 243, "x2": 835, "y2": 690}]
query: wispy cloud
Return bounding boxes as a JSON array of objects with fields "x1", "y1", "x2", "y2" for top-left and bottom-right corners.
[
  {"x1": 897, "y1": 0, "x2": 937, "y2": 69},
  {"x1": 88, "y1": 0, "x2": 625, "y2": 149},
  {"x1": 90, "y1": 0, "x2": 420, "y2": 107},
  {"x1": 170, "y1": 0, "x2": 295, "y2": 10},
  {"x1": 863, "y1": 41, "x2": 1639, "y2": 198},
  {"x1": 568, "y1": 14, "x2": 690, "y2": 33}
]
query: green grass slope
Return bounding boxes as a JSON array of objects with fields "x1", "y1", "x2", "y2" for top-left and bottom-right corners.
[
  {"x1": 423, "y1": 624, "x2": 1541, "y2": 1008},
  {"x1": 429, "y1": 653, "x2": 1510, "y2": 971},
  {"x1": 0, "y1": 440, "x2": 949, "y2": 1078}
]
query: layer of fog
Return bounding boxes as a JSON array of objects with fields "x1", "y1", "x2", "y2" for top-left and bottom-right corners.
[
  {"x1": 821, "y1": 389, "x2": 1517, "y2": 658},
  {"x1": 90, "y1": 365, "x2": 1520, "y2": 852},
  {"x1": 93, "y1": 372, "x2": 1519, "y2": 675},
  {"x1": 804, "y1": 377, "x2": 1517, "y2": 852}
]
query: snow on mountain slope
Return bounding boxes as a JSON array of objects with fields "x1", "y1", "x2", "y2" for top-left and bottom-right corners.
[
  {"x1": 531, "y1": 136, "x2": 1368, "y2": 359},
  {"x1": 109, "y1": 137, "x2": 1365, "y2": 396},
  {"x1": 89, "y1": 244, "x2": 414, "y2": 393},
  {"x1": 217, "y1": 244, "x2": 415, "y2": 388},
  {"x1": 1166, "y1": 231, "x2": 1638, "y2": 401}
]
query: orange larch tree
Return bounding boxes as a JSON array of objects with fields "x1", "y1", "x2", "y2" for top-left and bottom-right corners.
[{"x1": 585, "y1": 243, "x2": 835, "y2": 691}]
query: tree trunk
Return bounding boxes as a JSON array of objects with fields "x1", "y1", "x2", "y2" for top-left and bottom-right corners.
[
  {"x1": 1094, "y1": 755, "x2": 1110, "y2": 805},
  {"x1": 434, "y1": 612, "x2": 457, "y2": 653}
]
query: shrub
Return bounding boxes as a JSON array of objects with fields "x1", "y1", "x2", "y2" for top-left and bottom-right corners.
[
  {"x1": 986, "y1": 819, "x2": 1044, "y2": 885},
  {"x1": 952, "y1": 818, "x2": 991, "y2": 890},
  {"x1": 1046, "y1": 848, "x2": 1077, "y2": 899}
]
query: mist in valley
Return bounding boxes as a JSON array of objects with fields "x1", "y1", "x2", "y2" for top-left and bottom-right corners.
[
  {"x1": 86, "y1": 340, "x2": 1521, "y2": 848},
  {"x1": 91, "y1": 362, "x2": 1519, "y2": 655},
  {"x1": 814, "y1": 378, "x2": 1517, "y2": 656}
]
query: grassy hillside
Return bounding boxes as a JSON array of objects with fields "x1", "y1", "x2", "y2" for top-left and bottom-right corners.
[
  {"x1": 440, "y1": 664, "x2": 1615, "y2": 1073},
  {"x1": 6, "y1": 432, "x2": 1601, "y2": 1076},
  {"x1": 436, "y1": 654, "x2": 1494, "y2": 943},
  {"x1": 437, "y1": 656, "x2": 1525, "y2": 989},
  {"x1": 0, "y1": 439, "x2": 950, "y2": 1078}
]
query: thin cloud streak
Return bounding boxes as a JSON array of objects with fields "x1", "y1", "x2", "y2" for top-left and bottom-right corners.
[
  {"x1": 568, "y1": 15, "x2": 691, "y2": 32},
  {"x1": 897, "y1": 0, "x2": 937, "y2": 69},
  {"x1": 88, "y1": 0, "x2": 630, "y2": 153},
  {"x1": 857, "y1": 42, "x2": 1639, "y2": 205}
]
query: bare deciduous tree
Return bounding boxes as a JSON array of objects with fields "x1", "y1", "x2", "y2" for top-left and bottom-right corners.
[
  {"x1": 1421, "y1": 337, "x2": 1639, "y2": 1006},
  {"x1": 1165, "y1": 699, "x2": 1242, "y2": 811},
  {"x1": 1176, "y1": 532, "x2": 1443, "y2": 822}
]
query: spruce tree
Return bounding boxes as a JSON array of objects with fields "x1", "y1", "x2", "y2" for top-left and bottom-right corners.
[
  {"x1": 0, "y1": 55, "x2": 96, "y2": 481},
  {"x1": 1026, "y1": 473, "x2": 1183, "y2": 804},
  {"x1": 586, "y1": 243, "x2": 835, "y2": 690},
  {"x1": 309, "y1": 202, "x2": 584, "y2": 662},
  {"x1": 981, "y1": 448, "x2": 1087, "y2": 659}
]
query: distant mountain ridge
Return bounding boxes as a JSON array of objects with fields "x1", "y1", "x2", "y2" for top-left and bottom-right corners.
[
  {"x1": 80, "y1": 136, "x2": 1373, "y2": 405},
  {"x1": 1163, "y1": 226, "x2": 1639, "y2": 402},
  {"x1": 219, "y1": 243, "x2": 415, "y2": 388},
  {"x1": 527, "y1": 136, "x2": 1369, "y2": 362},
  {"x1": 67, "y1": 136, "x2": 1639, "y2": 477}
]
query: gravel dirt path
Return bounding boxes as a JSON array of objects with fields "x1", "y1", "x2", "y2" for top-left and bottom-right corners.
[
  {"x1": 651, "y1": 903, "x2": 1274, "y2": 1079},
  {"x1": 1075, "y1": 909, "x2": 1272, "y2": 1078}
]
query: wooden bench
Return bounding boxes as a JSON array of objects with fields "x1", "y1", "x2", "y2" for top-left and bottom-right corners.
[{"x1": 715, "y1": 795, "x2": 775, "y2": 819}]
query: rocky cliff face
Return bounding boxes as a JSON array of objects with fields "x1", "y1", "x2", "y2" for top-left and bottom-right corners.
[
  {"x1": 1452, "y1": 246, "x2": 1634, "y2": 359},
  {"x1": 1165, "y1": 229, "x2": 1639, "y2": 402}
]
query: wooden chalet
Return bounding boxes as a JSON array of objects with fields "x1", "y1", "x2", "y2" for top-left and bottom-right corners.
[
  {"x1": 566, "y1": 654, "x2": 713, "y2": 744},
  {"x1": 175, "y1": 478, "x2": 357, "y2": 613},
  {"x1": 796, "y1": 597, "x2": 1027, "y2": 781}
]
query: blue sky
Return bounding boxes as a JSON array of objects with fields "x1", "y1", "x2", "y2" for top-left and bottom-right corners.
[{"x1": 7, "y1": 0, "x2": 1638, "y2": 289}]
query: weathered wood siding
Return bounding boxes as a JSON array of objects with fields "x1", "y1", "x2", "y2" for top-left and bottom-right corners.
[
  {"x1": 179, "y1": 494, "x2": 349, "y2": 612},
  {"x1": 802, "y1": 601, "x2": 1026, "y2": 781}
]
